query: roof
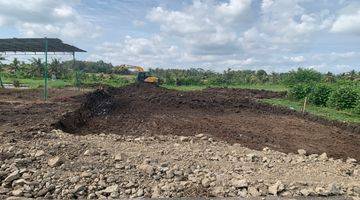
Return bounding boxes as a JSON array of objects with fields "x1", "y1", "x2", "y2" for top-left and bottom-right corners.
[{"x1": 0, "y1": 38, "x2": 86, "y2": 53}]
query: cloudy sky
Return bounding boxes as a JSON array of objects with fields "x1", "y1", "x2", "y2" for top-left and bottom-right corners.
[{"x1": 0, "y1": 0, "x2": 360, "y2": 73}]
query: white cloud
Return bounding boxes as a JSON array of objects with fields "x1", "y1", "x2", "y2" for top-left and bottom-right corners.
[
  {"x1": 331, "y1": 10, "x2": 360, "y2": 35},
  {"x1": 0, "y1": 0, "x2": 101, "y2": 40},
  {"x1": 289, "y1": 56, "x2": 305, "y2": 63}
]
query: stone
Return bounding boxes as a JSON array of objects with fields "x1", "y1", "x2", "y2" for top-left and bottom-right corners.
[
  {"x1": 297, "y1": 149, "x2": 307, "y2": 156},
  {"x1": 195, "y1": 134, "x2": 204, "y2": 138},
  {"x1": 179, "y1": 136, "x2": 190, "y2": 142},
  {"x1": 201, "y1": 178, "x2": 211, "y2": 188},
  {"x1": 103, "y1": 184, "x2": 119, "y2": 193},
  {"x1": 136, "y1": 188, "x2": 144, "y2": 197},
  {"x1": 48, "y1": 156, "x2": 63, "y2": 167},
  {"x1": 237, "y1": 188, "x2": 247, "y2": 197},
  {"x1": 12, "y1": 179, "x2": 29, "y2": 187},
  {"x1": 138, "y1": 164, "x2": 155, "y2": 176},
  {"x1": 151, "y1": 186, "x2": 161, "y2": 198},
  {"x1": 80, "y1": 172, "x2": 92, "y2": 178},
  {"x1": 0, "y1": 187, "x2": 10, "y2": 195},
  {"x1": 318, "y1": 153, "x2": 328, "y2": 161},
  {"x1": 300, "y1": 188, "x2": 314, "y2": 196},
  {"x1": 69, "y1": 176, "x2": 80, "y2": 183},
  {"x1": 84, "y1": 149, "x2": 99, "y2": 156},
  {"x1": 34, "y1": 150, "x2": 45, "y2": 157},
  {"x1": 248, "y1": 186, "x2": 261, "y2": 197},
  {"x1": 11, "y1": 189, "x2": 23, "y2": 196},
  {"x1": 114, "y1": 153, "x2": 126, "y2": 161},
  {"x1": 327, "y1": 183, "x2": 341, "y2": 195},
  {"x1": 73, "y1": 184, "x2": 86, "y2": 193},
  {"x1": 346, "y1": 158, "x2": 357, "y2": 164},
  {"x1": 231, "y1": 179, "x2": 248, "y2": 188},
  {"x1": 268, "y1": 181, "x2": 284, "y2": 195},
  {"x1": 4, "y1": 170, "x2": 20, "y2": 183}
]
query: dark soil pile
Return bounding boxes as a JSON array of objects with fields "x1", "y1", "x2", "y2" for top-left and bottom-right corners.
[{"x1": 54, "y1": 83, "x2": 360, "y2": 161}]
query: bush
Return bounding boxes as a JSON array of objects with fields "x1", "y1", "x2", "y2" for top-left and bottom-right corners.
[
  {"x1": 308, "y1": 84, "x2": 333, "y2": 106},
  {"x1": 283, "y1": 68, "x2": 322, "y2": 86},
  {"x1": 328, "y1": 86, "x2": 359, "y2": 110},
  {"x1": 353, "y1": 100, "x2": 360, "y2": 114},
  {"x1": 288, "y1": 84, "x2": 313, "y2": 100}
]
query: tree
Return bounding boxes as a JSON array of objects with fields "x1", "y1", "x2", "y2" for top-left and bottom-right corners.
[
  {"x1": 9, "y1": 58, "x2": 20, "y2": 76},
  {"x1": 28, "y1": 58, "x2": 43, "y2": 78}
]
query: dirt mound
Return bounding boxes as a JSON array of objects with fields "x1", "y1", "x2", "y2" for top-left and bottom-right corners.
[{"x1": 55, "y1": 83, "x2": 360, "y2": 161}]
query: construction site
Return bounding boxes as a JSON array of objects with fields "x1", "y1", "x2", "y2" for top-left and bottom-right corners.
[{"x1": 0, "y1": 84, "x2": 359, "y2": 199}]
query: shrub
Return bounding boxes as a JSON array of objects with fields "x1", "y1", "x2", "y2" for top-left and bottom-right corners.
[
  {"x1": 288, "y1": 84, "x2": 313, "y2": 100},
  {"x1": 283, "y1": 68, "x2": 322, "y2": 86},
  {"x1": 353, "y1": 100, "x2": 360, "y2": 115},
  {"x1": 308, "y1": 84, "x2": 333, "y2": 106},
  {"x1": 328, "y1": 86, "x2": 359, "y2": 110}
]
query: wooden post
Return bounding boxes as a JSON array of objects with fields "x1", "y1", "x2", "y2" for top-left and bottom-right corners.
[{"x1": 302, "y1": 97, "x2": 308, "y2": 113}]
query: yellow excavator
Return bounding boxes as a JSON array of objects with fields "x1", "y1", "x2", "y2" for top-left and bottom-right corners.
[{"x1": 127, "y1": 66, "x2": 159, "y2": 85}]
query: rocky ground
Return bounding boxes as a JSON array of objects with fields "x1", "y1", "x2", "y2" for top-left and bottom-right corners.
[{"x1": 0, "y1": 130, "x2": 359, "y2": 199}]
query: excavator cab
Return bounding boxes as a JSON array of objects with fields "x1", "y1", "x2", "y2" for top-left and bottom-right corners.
[{"x1": 136, "y1": 70, "x2": 159, "y2": 85}]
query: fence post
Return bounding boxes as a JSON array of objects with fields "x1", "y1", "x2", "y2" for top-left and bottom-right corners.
[{"x1": 44, "y1": 37, "x2": 48, "y2": 100}]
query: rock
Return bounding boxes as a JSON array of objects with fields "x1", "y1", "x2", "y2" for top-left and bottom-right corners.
[
  {"x1": 315, "y1": 187, "x2": 327, "y2": 196},
  {"x1": 12, "y1": 179, "x2": 29, "y2": 187},
  {"x1": 4, "y1": 170, "x2": 20, "y2": 183},
  {"x1": 34, "y1": 150, "x2": 45, "y2": 157},
  {"x1": 179, "y1": 136, "x2": 190, "y2": 142},
  {"x1": 73, "y1": 184, "x2": 86, "y2": 193},
  {"x1": 268, "y1": 181, "x2": 284, "y2": 195},
  {"x1": 101, "y1": 184, "x2": 119, "y2": 193},
  {"x1": 114, "y1": 153, "x2": 126, "y2": 161},
  {"x1": 195, "y1": 134, "x2": 204, "y2": 138},
  {"x1": 231, "y1": 179, "x2": 248, "y2": 188},
  {"x1": 83, "y1": 149, "x2": 99, "y2": 156},
  {"x1": 80, "y1": 171, "x2": 92, "y2": 178},
  {"x1": 237, "y1": 188, "x2": 247, "y2": 197},
  {"x1": 138, "y1": 164, "x2": 155, "y2": 176},
  {"x1": 326, "y1": 182, "x2": 341, "y2": 195},
  {"x1": 201, "y1": 178, "x2": 211, "y2": 188},
  {"x1": 69, "y1": 176, "x2": 80, "y2": 183},
  {"x1": 211, "y1": 186, "x2": 225, "y2": 196},
  {"x1": 48, "y1": 156, "x2": 63, "y2": 167},
  {"x1": 136, "y1": 188, "x2": 144, "y2": 197},
  {"x1": 11, "y1": 189, "x2": 23, "y2": 196},
  {"x1": 297, "y1": 149, "x2": 307, "y2": 156},
  {"x1": 300, "y1": 188, "x2": 314, "y2": 196},
  {"x1": 318, "y1": 153, "x2": 328, "y2": 161},
  {"x1": 0, "y1": 187, "x2": 10, "y2": 194},
  {"x1": 151, "y1": 186, "x2": 161, "y2": 198},
  {"x1": 248, "y1": 186, "x2": 261, "y2": 197},
  {"x1": 346, "y1": 158, "x2": 357, "y2": 164}
]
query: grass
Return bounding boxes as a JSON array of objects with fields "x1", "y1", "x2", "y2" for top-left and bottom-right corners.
[
  {"x1": 162, "y1": 84, "x2": 287, "y2": 92},
  {"x1": 3, "y1": 75, "x2": 135, "y2": 89},
  {"x1": 3, "y1": 77, "x2": 72, "y2": 89},
  {"x1": 262, "y1": 98, "x2": 360, "y2": 124}
]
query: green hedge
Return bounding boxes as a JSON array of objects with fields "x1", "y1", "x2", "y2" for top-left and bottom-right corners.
[
  {"x1": 328, "y1": 86, "x2": 359, "y2": 110},
  {"x1": 308, "y1": 84, "x2": 333, "y2": 106},
  {"x1": 288, "y1": 83, "x2": 360, "y2": 112},
  {"x1": 288, "y1": 84, "x2": 313, "y2": 100}
]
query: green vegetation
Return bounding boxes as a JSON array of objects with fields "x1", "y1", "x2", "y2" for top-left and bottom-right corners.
[{"x1": 262, "y1": 98, "x2": 360, "y2": 124}]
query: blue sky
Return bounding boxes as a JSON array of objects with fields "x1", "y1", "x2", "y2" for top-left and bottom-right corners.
[{"x1": 0, "y1": 0, "x2": 360, "y2": 73}]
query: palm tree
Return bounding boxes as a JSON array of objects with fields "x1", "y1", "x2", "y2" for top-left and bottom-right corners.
[
  {"x1": 29, "y1": 58, "x2": 43, "y2": 78},
  {"x1": 9, "y1": 58, "x2": 20, "y2": 75}
]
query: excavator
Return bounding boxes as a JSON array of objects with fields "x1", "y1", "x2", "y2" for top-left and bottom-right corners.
[{"x1": 127, "y1": 66, "x2": 159, "y2": 85}]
